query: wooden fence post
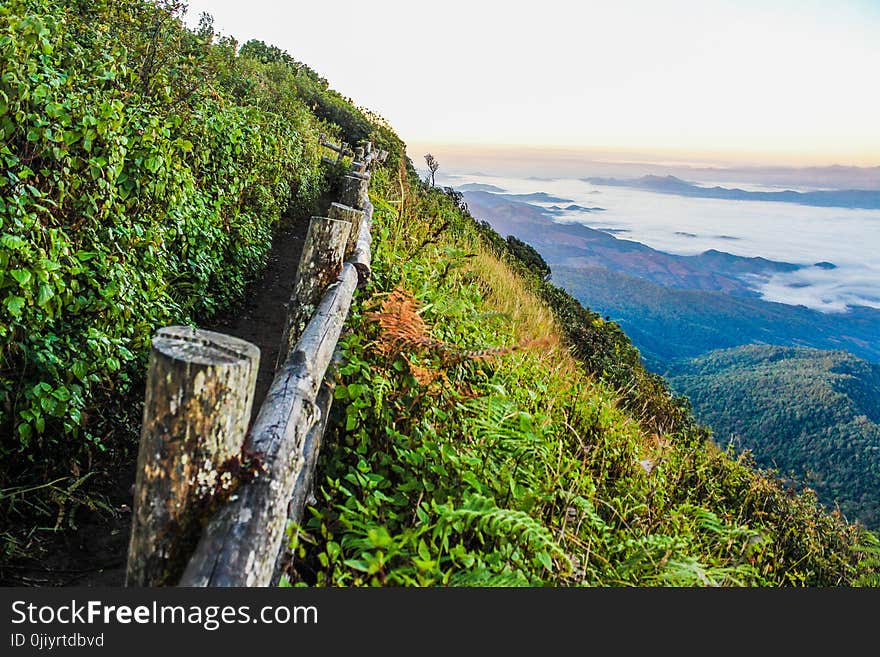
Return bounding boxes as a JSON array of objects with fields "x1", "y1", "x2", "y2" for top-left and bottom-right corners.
[
  {"x1": 276, "y1": 216, "x2": 352, "y2": 368},
  {"x1": 340, "y1": 173, "x2": 370, "y2": 210},
  {"x1": 351, "y1": 200, "x2": 373, "y2": 286},
  {"x1": 271, "y1": 370, "x2": 337, "y2": 584},
  {"x1": 126, "y1": 327, "x2": 259, "y2": 587},
  {"x1": 328, "y1": 202, "x2": 365, "y2": 260}
]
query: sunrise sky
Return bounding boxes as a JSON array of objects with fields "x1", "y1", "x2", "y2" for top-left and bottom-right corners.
[{"x1": 182, "y1": 0, "x2": 880, "y2": 166}]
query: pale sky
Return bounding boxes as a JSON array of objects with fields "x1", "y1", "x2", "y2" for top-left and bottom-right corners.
[{"x1": 182, "y1": 0, "x2": 880, "y2": 166}]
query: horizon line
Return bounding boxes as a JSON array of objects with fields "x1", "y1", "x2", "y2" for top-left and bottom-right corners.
[{"x1": 403, "y1": 140, "x2": 880, "y2": 169}]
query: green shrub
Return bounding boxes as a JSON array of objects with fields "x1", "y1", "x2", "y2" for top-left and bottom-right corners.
[{"x1": 0, "y1": 0, "x2": 323, "y2": 476}]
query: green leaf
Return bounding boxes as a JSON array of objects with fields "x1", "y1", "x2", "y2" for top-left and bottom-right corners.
[
  {"x1": 1, "y1": 234, "x2": 26, "y2": 250},
  {"x1": 5, "y1": 295, "x2": 25, "y2": 318},
  {"x1": 17, "y1": 423, "x2": 32, "y2": 443},
  {"x1": 36, "y1": 283, "x2": 54, "y2": 306},
  {"x1": 10, "y1": 269, "x2": 31, "y2": 286},
  {"x1": 347, "y1": 383, "x2": 366, "y2": 399},
  {"x1": 40, "y1": 395, "x2": 55, "y2": 413},
  {"x1": 537, "y1": 551, "x2": 553, "y2": 571},
  {"x1": 343, "y1": 559, "x2": 370, "y2": 572},
  {"x1": 71, "y1": 361, "x2": 87, "y2": 381}
]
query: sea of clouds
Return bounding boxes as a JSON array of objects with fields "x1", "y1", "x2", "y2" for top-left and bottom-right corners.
[{"x1": 438, "y1": 171, "x2": 880, "y2": 313}]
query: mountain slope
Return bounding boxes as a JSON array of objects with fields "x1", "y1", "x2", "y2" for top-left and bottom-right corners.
[
  {"x1": 288, "y1": 175, "x2": 879, "y2": 587},
  {"x1": 550, "y1": 265, "x2": 880, "y2": 366},
  {"x1": 666, "y1": 346, "x2": 880, "y2": 530},
  {"x1": 3, "y1": 0, "x2": 877, "y2": 587}
]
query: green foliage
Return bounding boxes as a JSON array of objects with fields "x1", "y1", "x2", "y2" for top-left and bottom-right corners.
[
  {"x1": 667, "y1": 345, "x2": 880, "y2": 530},
  {"x1": 0, "y1": 0, "x2": 327, "y2": 491},
  {"x1": 506, "y1": 235, "x2": 550, "y2": 279},
  {"x1": 236, "y1": 38, "x2": 409, "y2": 174}
]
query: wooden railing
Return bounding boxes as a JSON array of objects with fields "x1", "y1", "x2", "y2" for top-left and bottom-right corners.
[
  {"x1": 319, "y1": 133, "x2": 388, "y2": 170},
  {"x1": 125, "y1": 140, "x2": 382, "y2": 587}
]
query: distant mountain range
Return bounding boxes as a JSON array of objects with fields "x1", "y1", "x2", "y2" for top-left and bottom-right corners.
[
  {"x1": 456, "y1": 183, "x2": 508, "y2": 193},
  {"x1": 463, "y1": 189, "x2": 880, "y2": 364},
  {"x1": 466, "y1": 190, "x2": 804, "y2": 297},
  {"x1": 582, "y1": 174, "x2": 880, "y2": 209}
]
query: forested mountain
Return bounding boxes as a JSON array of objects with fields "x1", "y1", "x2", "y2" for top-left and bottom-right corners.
[{"x1": 666, "y1": 346, "x2": 880, "y2": 530}]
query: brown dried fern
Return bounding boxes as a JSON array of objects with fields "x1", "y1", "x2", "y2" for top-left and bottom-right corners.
[{"x1": 364, "y1": 286, "x2": 551, "y2": 366}]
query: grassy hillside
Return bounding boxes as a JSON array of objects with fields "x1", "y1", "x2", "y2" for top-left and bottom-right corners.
[
  {"x1": 667, "y1": 346, "x2": 880, "y2": 530},
  {"x1": 284, "y1": 173, "x2": 879, "y2": 586}
]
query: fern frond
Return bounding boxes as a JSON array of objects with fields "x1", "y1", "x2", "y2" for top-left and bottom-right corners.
[
  {"x1": 433, "y1": 494, "x2": 569, "y2": 571},
  {"x1": 447, "y1": 568, "x2": 531, "y2": 587}
]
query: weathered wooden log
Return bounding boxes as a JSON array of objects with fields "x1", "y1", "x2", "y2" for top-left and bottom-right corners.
[
  {"x1": 126, "y1": 327, "x2": 260, "y2": 587},
  {"x1": 333, "y1": 142, "x2": 348, "y2": 164},
  {"x1": 271, "y1": 374, "x2": 336, "y2": 585},
  {"x1": 276, "y1": 216, "x2": 352, "y2": 370},
  {"x1": 328, "y1": 202, "x2": 365, "y2": 261},
  {"x1": 352, "y1": 200, "x2": 373, "y2": 286},
  {"x1": 339, "y1": 173, "x2": 370, "y2": 210},
  {"x1": 354, "y1": 146, "x2": 364, "y2": 161},
  {"x1": 179, "y1": 264, "x2": 360, "y2": 587}
]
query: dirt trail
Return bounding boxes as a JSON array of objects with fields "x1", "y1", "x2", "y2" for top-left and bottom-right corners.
[
  {"x1": 203, "y1": 213, "x2": 311, "y2": 420},
  {"x1": 1, "y1": 211, "x2": 315, "y2": 587}
]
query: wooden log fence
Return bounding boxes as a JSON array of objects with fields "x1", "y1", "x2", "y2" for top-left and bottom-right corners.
[
  {"x1": 126, "y1": 145, "x2": 381, "y2": 587},
  {"x1": 319, "y1": 133, "x2": 388, "y2": 169}
]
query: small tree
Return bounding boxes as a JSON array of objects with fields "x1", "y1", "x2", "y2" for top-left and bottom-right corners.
[{"x1": 424, "y1": 153, "x2": 439, "y2": 187}]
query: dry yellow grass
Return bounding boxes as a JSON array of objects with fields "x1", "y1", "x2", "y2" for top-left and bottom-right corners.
[{"x1": 460, "y1": 238, "x2": 656, "y2": 463}]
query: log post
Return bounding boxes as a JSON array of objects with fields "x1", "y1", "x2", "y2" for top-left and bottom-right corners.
[
  {"x1": 126, "y1": 327, "x2": 260, "y2": 587},
  {"x1": 352, "y1": 200, "x2": 373, "y2": 286},
  {"x1": 328, "y1": 202, "x2": 365, "y2": 261},
  {"x1": 339, "y1": 173, "x2": 370, "y2": 210},
  {"x1": 271, "y1": 373, "x2": 336, "y2": 585},
  {"x1": 276, "y1": 216, "x2": 351, "y2": 369}
]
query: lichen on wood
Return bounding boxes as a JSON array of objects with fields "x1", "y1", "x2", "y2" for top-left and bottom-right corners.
[{"x1": 125, "y1": 327, "x2": 259, "y2": 587}]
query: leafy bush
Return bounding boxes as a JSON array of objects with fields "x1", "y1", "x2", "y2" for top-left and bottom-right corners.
[{"x1": 0, "y1": 0, "x2": 326, "y2": 479}]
